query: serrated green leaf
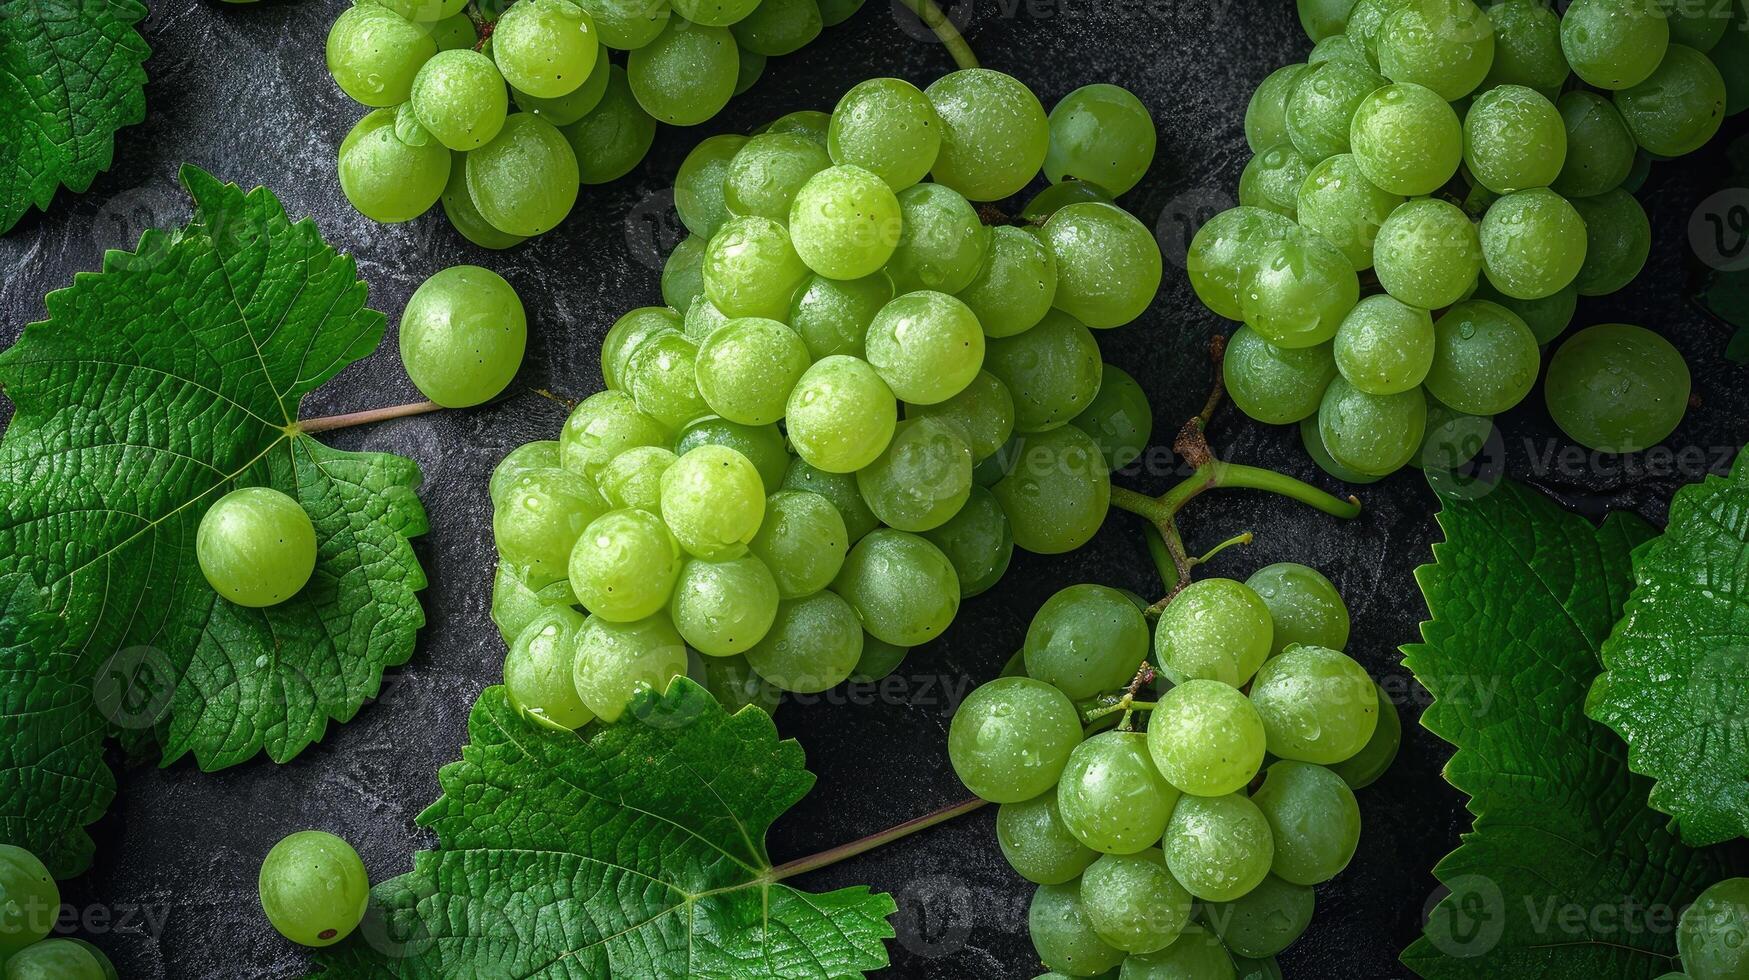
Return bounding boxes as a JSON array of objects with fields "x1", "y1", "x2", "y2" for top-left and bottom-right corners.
[
  {"x1": 1588, "y1": 450, "x2": 1749, "y2": 845},
  {"x1": 0, "y1": 0, "x2": 150, "y2": 233},
  {"x1": 1402, "y1": 480, "x2": 1731, "y2": 979},
  {"x1": 314, "y1": 680, "x2": 897, "y2": 979},
  {"x1": 0, "y1": 165, "x2": 428, "y2": 874}
]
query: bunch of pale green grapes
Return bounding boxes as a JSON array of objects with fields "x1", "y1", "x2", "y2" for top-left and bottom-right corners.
[
  {"x1": 949, "y1": 565, "x2": 1401, "y2": 978},
  {"x1": 324, "y1": 0, "x2": 862, "y2": 242},
  {"x1": 0, "y1": 845, "x2": 119, "y2": 979},
  {"x1": 484, "y1": 68, "x2": 1165, "y2": 728},
  {"x1": 1194, "y1": 0, "x2": 1731, "y2": 480}
]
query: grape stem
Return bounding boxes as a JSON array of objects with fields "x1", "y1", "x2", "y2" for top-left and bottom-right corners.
[
  {"x1": 296, "y1": 400, "x2": 444, "y2": 434},
  {"x1": 766, "y1": 795, "x2": 988, "y2": 882},
  {"x1": 896, "y1": 0, "x2": 980, "y2": 70}
]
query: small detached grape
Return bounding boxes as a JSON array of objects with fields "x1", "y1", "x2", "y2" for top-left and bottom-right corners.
[
  {"x1": 197, "y1": 486, "x2": 318, "y2": 608},
  {"x1": 258, "y1": 831, "x2": 371, "y2": 947}
]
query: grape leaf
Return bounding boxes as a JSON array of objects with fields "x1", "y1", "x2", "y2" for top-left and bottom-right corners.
[
  {"x1": 0, "y1": 0, "x2": 150, "y2": 233},
  {"x1": 0, "y1": 165, "x2": 428, "y2": 876},
  {"x1": 314, "y1": 680, "x2": 898, "y2": 979},
  {"x1": 1589, "y1": 451, "x2": 1749, "y2": 845},
  {"x1": 1401, "y1": 480, "x2": 1732, "y2": 979}
]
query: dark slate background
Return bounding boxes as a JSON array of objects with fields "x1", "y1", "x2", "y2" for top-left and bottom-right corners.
[{"x1": 2, "y1": 0, "x2": 1747, "y2": 977}]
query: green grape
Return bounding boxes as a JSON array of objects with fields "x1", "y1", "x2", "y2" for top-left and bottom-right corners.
[
  {"x1": 1328, "y1": 682, "x2": 1401, "y2": 788},
  {"x1": 1562, "y1": 0, "x2": 1670, "y2": 89},
  {"x1": 748, "y1": 489, "x2": 848, "y2": 597},
  {"x1": 742, "y1": 590, "x2": 861, "y2": 693},
  {"x1": 1246, "y1": 64, "x2": 1312, "y2": 152},
  {"x1": 1119, "y1": 926, "x2": 1237, "y2": 980},
  {"x1": 887, "y1": 182, "x2": 991, "y2": 294},
  {"x1": 490, "y1": 560, "x2": 550, "y2": 643},
  {"x1": 782, "y1": 458, "x2": 881, "y2": 542},
  {"x1": 196, "y1": 487, "x2": 318, "y2": 607},
  {"x1": 926, "y1": 68, "x2": 1050, "y2": 201},
  {"x1": 1569, "y1": 189, "x2": 1650, "y2": 296},
  {"x1": 1350, "y1": 82, "x2": 1461, "y2": 195},
  {"x1": 1251, "y1": 760, "x2": 1361, "y2": 885},
  {"x1": 1081, "y1": 849, "x2": 1193, "y2": 955},
  {"x1": 1147, "y1": 679, "x2": 1268, "y2": 797},
  {"x1": 338, "y1": 108, "x2": 450, "y2": 222},
  {"x1": 850, "y1": 634, "x2": 908, "y2": 682},
  {"x1": 595, "y1": 445, "x2": 676, "y2": 513},
  {"x1": 1223, "y1": 327, "x2": 1337, "y2": 425},
  {"x1": 494, "y1": 468, "x2": 608, "y2": 584},
  {"x1": 326, "y1": 4, "x2": 437, "y2": 107},
  {"x1": 684, "y1": 296, "x2": 733, "y2": 342},
  {"x1": 1552, "y1": 91, "x2": 1636, "y2": 198},
  {"x1": 1296, "y1": 153, "x2": 1404, "y2": 270},
  {"x1": 572, "y1": 613, "x2": 689, "y2": 722},
  {"x1": 829, "y1": 77, "x2": 942, "y2": 190},
  {"x1": 563, "y1": 65, "x2": 658, "y2": 184},
  {"x1": 1332, "y1": 293, "x2": 1433, "y2": 395},
  {"x1": 1677, "y1": 877, "x2": 1749, "y2": 980},
  {"x1": 785, "y1": 355, "x2": 898, "y2": 472},
  {"x1": 378, "y1": 0, "x2": 469, "y2": 21},
  {"x1": 429, "y1": 10, "x2": 481, "y2": 49},
  {"x1": 492, "y1": 0, "x2": 599, "y2": 98},
  {"x1": 1412, "y1": 395, "x2": 1494, "y2": 471},
  {"x1": 440, "y1": 152, "x2": 527, "y2": 249},
  {"x1": 1058, "y1": 731, "x2": 1180, "y2": 855},
  {"x1": 767, "y1": 109, "x2": 832, "y2": 145},
  {"x1": 864, "y1": 291, "x2": 985, "y2": 404},
  {"x1": 789, "y1": 272, "x2": 891, "y2": 359},
  {"x1": 671, "y1": 0, "x2": 759, "y2": 26},
  {"x1": 1154, "y1": 579, "x2": 1274, "y2": 686},
  {"x1": 1205, "y1": 874, "x2": 1316, "y2": 959},
  {"x1": 1670, "y1": 0, "x2": 1731, "y2": 50},
  {"x1": 669, "y1": 554, "x2": 780, "y2": 655},
  {"x1": 659, "y1": 444, "x2": 765, "y2": 560},
  {"x1": 669, "y1": 417, "x2": 786, "y2": 484},
  {"x1": 908, "y1": 369, "x2": 1016, "y2": 461},
  {"x1": 625, "y1": 330, "x2": 708, "y2": 429},
  {"x1": 948, "y1": 676, "x2": 1081, "y2": 802},
  {"x1": 1482, "y1": 0, "x2": 1569, "y2": 93},
  {"x1": 1240, "y1": 230, "x2": 1358, "y2": 349},
  {"x1": 1284, "y1": 59, "x2": 1387, "y2": 161},
  {"x1": 787, "y1": 165, "x2": 903, "y2": 280},
  {"x1": 1300, "y1": 0, "x2": 1359, "y2": 40},
  {"x1": 1545, "y1": 322, "x2": 1690, "y2": 453},
  {"x1": 567, "y1": 508, "x2": 682, "y2": 621},
  {"x1": 1030, "y1": 882, "x2": 1128, "y2": 977},
  {"x1": 855, "y1": 417, "x2": 973, "y2": 532},
  {"x1": 984, "y1": 309, "x2": 1103, "y2": 432},
  {"x1": 998, "y1": 788, "x2": 1099, "y2": 885},
  {"x1": 1022, "y1": 584, "x2": 1150, "y2": 701},
  {"x1": 600, "y1": 306, "x2": 681, "y2": 389},
  {"x1": 1238, "y1": 143, "x2": 1311, "y2": 218},
  {"x1": 1310, "y1": 33, "x2": 1371, "y2": 65},
  {"x1": 398, "y1": 264, "x2": 526, "y2": 408},
  {"x1": 730, "y1": 0, "x2": 820, "y2": 54},
  {"x1": 626, "y1": 20, "x2": 738, "y2": 125},
  {"x1": 514, "y1": 49, "x2": 612, "y2": 125},
  {"x1": 817, "y1": 0, "x2": 863, "y2": 25},
  {"x1": 956, "y1": 225, "x2": 1058, "y2": 338},
  {"x1": 1249, "y1": 645, "x2": 1378, "y2": 764},
  {"x1": 1044, "y1": 83, "x2": 1157, "y2": 196},
  {"x1": 1373, "y1": 197, "x2": 1481, "y2": 308},
  {"x1": 992, "y1": 425, "x2": 1111, "y2": 554},
  {"x1": 701, "y1": 653, "x2": 782, "y2": 714},
  {"x1": 2, "y1": 938, "x2": 112, "y2": 980},
  {"x1": 920, "y1": 484, "x2": 1013, "y2": 597},
  {"x1": 740, "y1": 49, "x2": 773, "y2": 92},
  {"x1": 1070, "y1": 364, "x2": 1151, "y2": 471},
  {"x1": 559, "y1": 390, "x2": 670, "y2": 478},
  {"x1": 466, "y1": 114, "x2": 580, "y2": 236},
  {"x1": 1463, "y1": 84, "x2": 1566, "y2": 194},
  {"x1": 1245, "y1": 562, "x2": 1349, "y2": 654},
  {"x1": 1161, "y1": 793, "x2": 1274, "y2": 902},
  {"x1": 410, "y1": 49, "x2": 507, "y2": 151},
  {"x1": 504, "y1": 607, "x2": 595, "y2": 730},
  {"x1": 257, "y1": 831, "x2": 370, "y2": 947},
  {"x1": 1473, "y1": 278, "x2": 1575, "y2": 345},
  {"x1": 1344, "y1": 0, "x2": 1411, "y2": 62},
  {"x1": 703, "y1": 215, "x2": 811, "y2": 320},
  {"x1": 1043, "y1": 202, "x2": 1164, "y2": 329},
  {"x1": 576, "y1": 0, "x2": 671, "y2": 48},
  {"x1": 0, "y1": 845, "x2": 57, "y2": 957},
  {"x1": 975, "y1": 436, "x2": 1022, "y2": 487},
  {"x1": 1622, "y1": 147, "x2": 1653, "y2": 190},
  {"x1": 675, "y1": 133, "x2": 747, "y2": 239},
  {"x1": 1187, "y1": 206, "x2": 1299, "y2": 318},
  {"x1": 1376, "y1": 0, "x2": 1495, "y2": 100},
  {"x1": 693, "y1": 317, "x2": 810, "y2": 426},
  {"x1": 1317, "y1": 376, "x2": 1426, "y2": 475},
  {"x1": 724, "y1": 131, "x2": 831, "y2": 222},
  {"x1": 1299, "y1": 414, "x2": 1384, "y2": 485},
  {"x1": 834, "y1": 528, "x2": 960, "y2": 645},
  {"x1": 492, "y1": 441, "x2": 562, "y2": 505},
  {"x1": 1479, "y1": 188, "x2": 1587, "y2": 299},
  {"x1": 1616, "y1": 43, "x2": 1727, "y2": 156},
  {"x1": 1423, "y1": 299, "x2": 1540, "y2": 415}
]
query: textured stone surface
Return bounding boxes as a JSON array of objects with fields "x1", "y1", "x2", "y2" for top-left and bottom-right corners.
[{"x1": 0, "y1": 0, "x2": 1745, "y2": 977}]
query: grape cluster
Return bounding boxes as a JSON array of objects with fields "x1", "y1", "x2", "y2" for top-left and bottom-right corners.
[
  {"x1": 324, "y1": 0, "x2": 861, "y2": 243},
  {"x1": 949, "y1": 565, "x2": 1401, "y2": 977},
  {"x1": 0, "y1": 845, "x2": 118, "y2": 980},
  {"x1": 484, "y1": 69, "x2": 1166, "y2": 729},
  {"x1": 1199, "y1": 0, "x2": 1728, "y2": 479}
]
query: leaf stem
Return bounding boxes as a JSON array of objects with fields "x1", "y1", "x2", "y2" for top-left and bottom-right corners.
[
  {"x1": 895, "y1": 0, "x2": 979, "y2": 69},
  {"x1": 296, "y1": 400, "x2": 444, "y2": 434},
  {"x1": 768, "y1": 795, "x2": 988, "y2": 882}
]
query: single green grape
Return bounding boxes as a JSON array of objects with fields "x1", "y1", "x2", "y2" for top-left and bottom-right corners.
[
  {"x1": 626, "y1": 19, "x2": 737, "y2": 125},
  {"x1": 850, "y1": 634, "x2": 908, "y2": 682},
  {"x1": 998, "y1": 788, "x2": 1098, "y2": 885},
  {"x1": 785, "y1": 355, "x2": 898, "y2": 472},
  {"x1": 659, "y1": 444, "x2": 765, "y2": 560},
  {"x1": 1029, "y1": 882, "x2": 1127, "y2": 978},
  {"x1": 1146, "y1": 678, "x2": 1268, "y2": 797},
  {"x1": 660, "y1": 238, "x2": 704, "y2": 313},
  {"x1": 398, "y1": 264, "x2": 526, "y2": 408},
  {"x1": 957, "y1": 224, "x2": 1058, "y2": 339},
  {"x1": 492, "y1": 0, "x2": 598, "y2": 98},
  {"x1": 1482, "y1": 0, "x2": 1569, "y2": 92},
  {"x1": 747, "y1": 489, "x2": 848, "y2": 598},
  {"x1": 571, "y1": 614, "x2": 689, "y2": 722},
  {"x1": 675, "y1": 133, "x2": 747, "y2": 239},
  {"x1": 1069, "y1": 363, "x2": 1151, "y2": 471},
  {"x1": 429, "y1": 10, "x2": 482, "y2": 49},
  {"x1": 1350, "y1": 82, "x2": 1462, "y2": 196},
  {"x1": 1057, "y1": 730, "x2": 1180, "y2": 855},
  {"x1": 828, "y1": 77, "x2": 942, "y2": 191},
  {"x1": 1187, "y1": 206, "x2": 1299, "y2": 318},
  {"x1": 908, "y1": 370, "x2": 1017, "y2": 462},
  {"x1": 1042, "y1": 202, "x2": 1164, "y2": 329},
  {"x1": 724, "y1": 130, "x2": 831, "y2": 223},
  {"x1": 1376, "y1": 0, "x2": 1496, "y2": 100},
  {"x1": 1545, "y1": 323, "x2": 1690, "y2": 453},
  {"x1": 1161, "y1": 793, "x2": 1275, "y2": 902},
  {"x1": 1245, "y1": 562, "x2": 1350, "y2": 654},
  {"x1": 2, "y1": 939, "x2": 113, "y2": 980},
  {"x1": 338, "y1": 107, "x2": 450, "y2": 223},
  {"x1": 789, "y1": 272, "x2": 892, "y2": 359},
  {"x1": 600, "y1": 306, "x2": 681, "y2": 390},
  {"x1": 1284, "y1": 59, "x2": 1387, "y2": 161},
  {"x1": 326, "y1": 4, "x2": 437, "y2": 107},
  {"x1": 920, "y1": 485, "x2": 1013, "y2": 597},
  {"x1": 568, "y1": 508, "x2": 682, "y2": 621},
  {"x1": 1328, "y1": 682, "x2": 1402, "y2": 788},
  {"x1": 1345, "y1": 0, "x2": 1412, "y2": 63},
  {"x1": 1300, "y1": 0, "x2": 1360, "y2": 41},
  {"x1": 700, "y1": 653, "x2": 782, "y2": 715},
  {"x1": 1309, "y1": 32, "x2": 1371, "y2": 65},
  {"x1": 670, "y1": 554, "x2": 780, "y2": 655},
  {"x1": 856, "y1": 417, "x2": 973, "y2": 532},
  {"x1": 926, "y1": 68, "x2": 1050, "y2": 201},
  {"x1": 494, "y1": 468, "x2": 608, "y2": 584},
  {"x1": 729, "y1": 0, "x2": 820, "y2": 55},
  {"x1": 743, "y1": 589, "x2": 862, "y2": 692},
  {"x1": 984, "y1": 309, "x2": 1103, "y2": 432},
  {"x1": 1615, "y1": 43, "x2": 1727, "y2": 156},
  {"x1": 1044, "y1": 83, "x2": 1157, "y2": 195},
  {"x1": 671, "y1": 0, "x2": 758, "y2": 26},
  {"x1": 1677, "y1": 877, "x2": 1749, "y2": 980},
  {"x1": 782, "y1": 458, "x2": 881, "y2": 542},
  {"x1": 626, "y1": 330, "x2": 710, "y2": 429},
  {"x1": 1318, "y1": 376, "x2": 1426, "y2": 476},
  {"x1": 947, "y1": 676, "x2": 1081, "y2": 802},
  {"x1": 694, "y1": 317, "x2": 810, "y2": 426},
  {"x1": 1118, "y1": 925, "x2": 1238, "y2": 979},
  {"x1": 1333, "y1": 293, "x2": 1434, "y2": 395},
  {"x1": 674, "y1": 416, "x2": 789, "y2": 492},
  {"x1": 991, "y1": 425, "x2": 1110, "y2": 555},
  {"x1": 1080, "y1": 848, "x2": 1193, "y2": 955},
  {"x1": 766, "y1": 109, "x2": 832, "y2": 145},
  {"x1": 887, "y1": 182, "x2": 990, "y2": 294},
  {"x1": 513, "y1": 43, "x2": 611, "y2": 126},
  {"x1": 682, "y1": 296, "x2": 733, "y2": 342},
  {"x1": 1223, "y1": 327, "x2": 1337, "y2": 425},
  {"x1": 1552, "y1": 90, "x2": 1637, "y2": 198},
  {"x1": 817, "y1": 0, "x2": 864, "y2": 25},
  {"x1": 1245, "y1": 63, "x2": 1312, "y2": 152},
  {"x1": 1240, "y1": 229, "x2": 1358, "y2": 349},
  {"x1": 788, "y1": 165, "x2": 903, "y2": 280},
  {"x1": 410, "y1": 49, "x2": 508, "y2": 150},
  {"x1": 1022, "y1": 584, "x2": 1150, "y2": 701},
  {"x1": 1569, "y1": 188, "x2": 1650, "y2": 297},
  {"x1": 1424, "y1": 299, "x2": 1541, "y2": 416},
  {"x1": 197, "y1": 486, "x2": 318, "y2": 608},
  {"x1": 1296, "y1": 153, "x2": 1405, "y2": 271},
  {"x1": 558, "y1": 389, "x2": 670, "y2": 478},
  {"x1": 377, "y1": 0, "x2": 468, "y2": 22},
  {"x1": 0, "y1": 845, "x2": 58, "y2": 957},
  {"x1": 1249, "y1": 645, "x2": 1379, "y2": 764},
  {"x1": 703, "y1": 214, "x2": 811, "y2": 320},
  {"x1": 1464, "y1": 84, "x2": 1566, "y2": 195},
  {"x1": 1300, "y1": 412, "x2": 1385, "y2": 485},
  {"x1": 1239, "y1": 143, "x2": 1312, "y2": 218},
  {"x1": 864, "y1": 291, "x2": 985, "y2": 405},
  {"x1": 834, "y1": 529, "x2": 960, "y2": 646},
  {"x1": 1251, "y1": 760, "x2": 1362, "y2": 885},
  {"x1": 504, "y1": 607, "x2": 595, "y2": 730},
  {"x1": 1479, "y1": 188, "x2": 1587, "y2": 300},
  {"x1": 1154, "y1": 578, "x2": 1274, "y2": 687},
  {"x1": 1373, "y1": 197, "x2": 1482, "y2": 309},
  {"x1": 439, "y1": 151, "x2": 527, "y2": 249},
  {"x1": 562, "y1": 65, "x2": 658, "y2": 185},
  {"x1": 465, "y1": 114, "x2": 580, "y2": 236},
  {"x1": 1562, "y1": 0, "x2": 1670, "y2": 90},
  {"x1": 258, "y1": 831, "x2": 370, "y2": 947},
  {"x1": 490, "y1": 560, "x2": 549, "y2": 644},
  {"x1": 1205, "y1": 874, "x2": 1316, "y2": 959}
]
